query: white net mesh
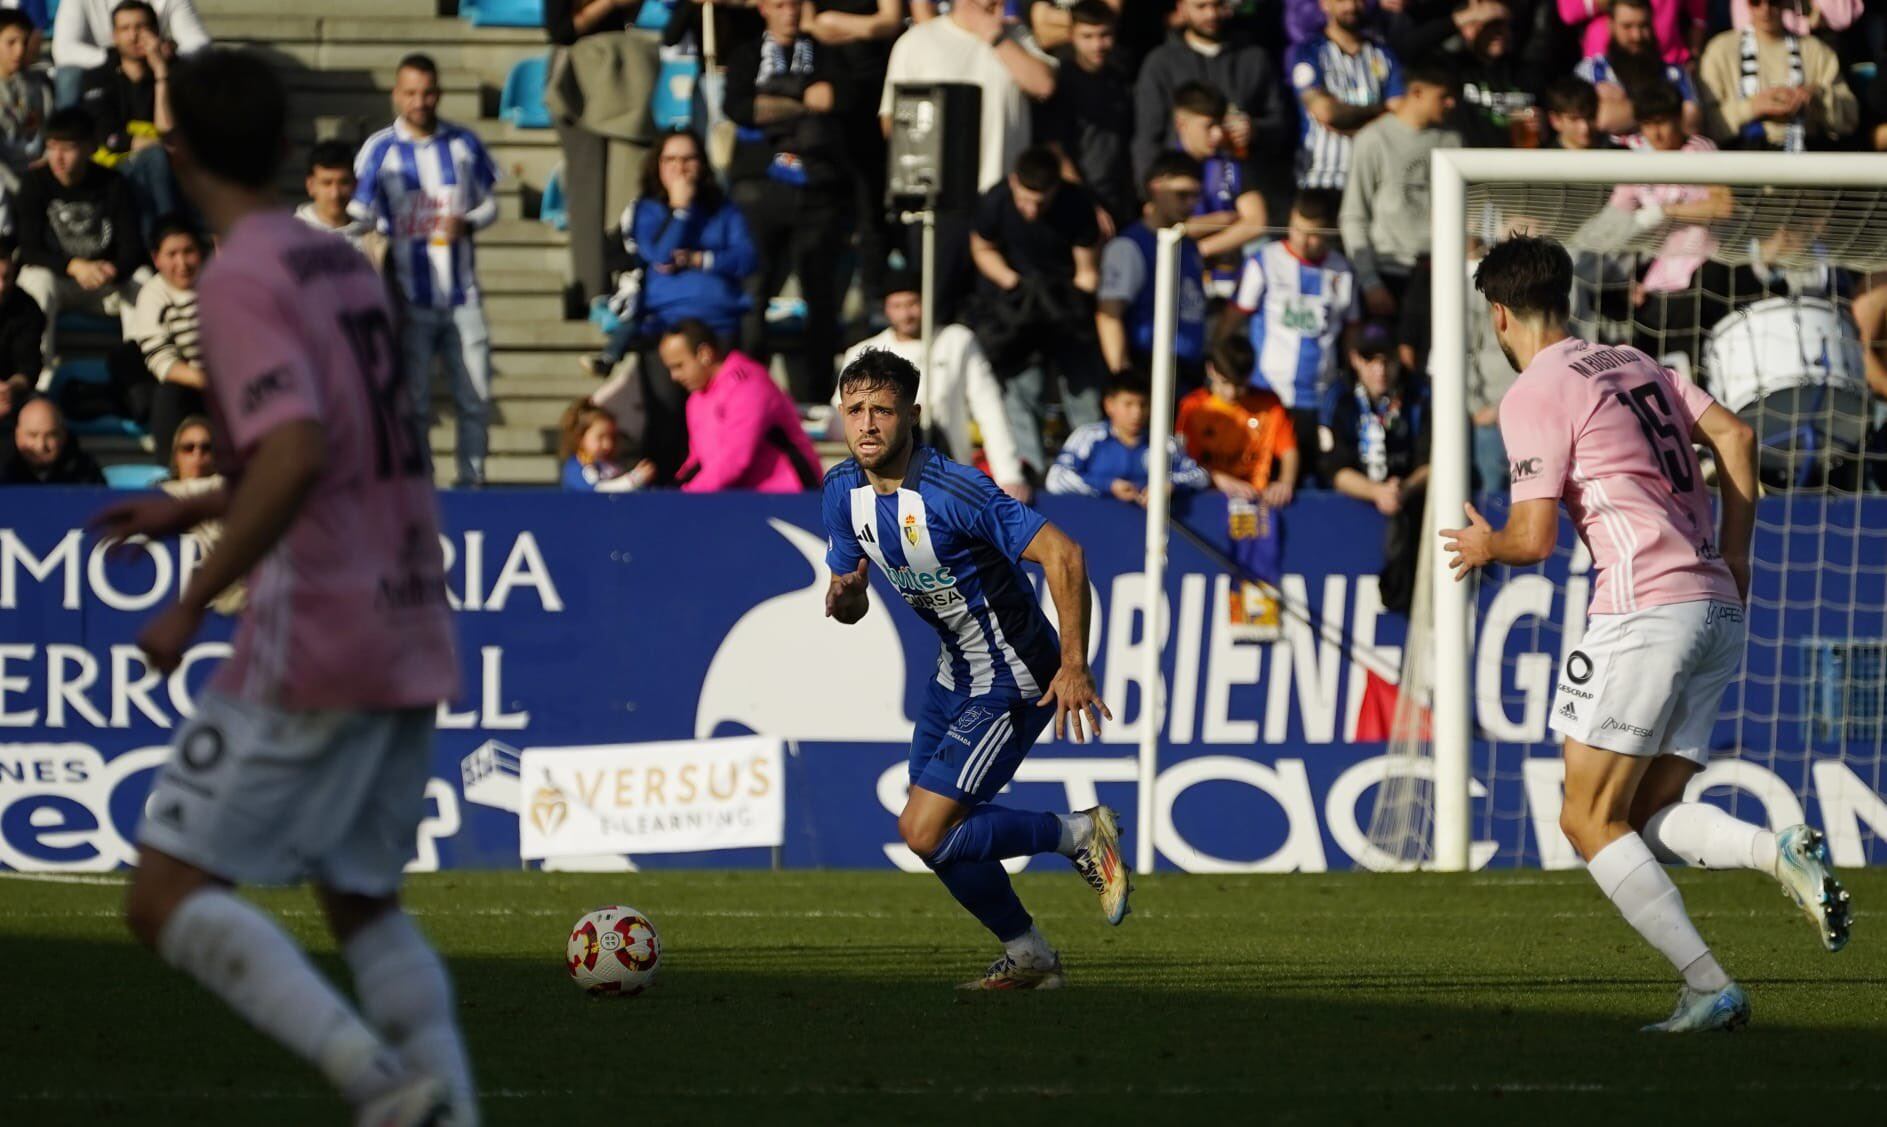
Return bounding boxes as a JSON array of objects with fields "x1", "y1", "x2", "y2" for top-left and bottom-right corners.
[{"x1": 1368, "y1": 174, "x2": 1887, "y2": 870}]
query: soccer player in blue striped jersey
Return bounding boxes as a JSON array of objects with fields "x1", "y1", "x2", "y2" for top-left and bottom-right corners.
[
  {"x1": 1287, "y1": 0, "x2": 1404, "y2": 191},
  {"x1": 823, "y1": 348, "x2": 1131, "y2": 990}
]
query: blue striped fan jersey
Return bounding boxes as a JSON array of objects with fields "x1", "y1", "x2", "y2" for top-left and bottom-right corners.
[
  {"x1": 351, "y1": 119, "x2": 500, "y2": 309},
  {"x1": 1288, "y1": 34, "x2": 1405, "y2": 190},
  {"x1": 823, "y1": 446, "x2": 1061, "y2": 699}
]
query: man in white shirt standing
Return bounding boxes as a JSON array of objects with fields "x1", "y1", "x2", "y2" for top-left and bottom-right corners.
[
  {"x1": 878, "y1": 0, "x2": 1056, "y2": 323},
  {"x1": 837, "y1": 270, "x2": 1031, "y2": 501}
]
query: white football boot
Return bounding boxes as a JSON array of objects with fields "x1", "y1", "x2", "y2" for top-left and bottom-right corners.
[
  {"x1": 1773, "y1": 825, "x2": 1852, "y2": 953},
  {"x1": 356, "y1": 1075, "x2": 449, "y2": 1127},
  {"x1": 1642, "y1": 983, "x2": 1751, "y2": 1033},
  {"x1": 1069, "y1": 805, "x2": 1132, "y2": 926}
]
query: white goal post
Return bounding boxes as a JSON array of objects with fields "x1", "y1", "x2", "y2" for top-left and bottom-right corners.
[{"x1": 1425, "y1": 149, "x2": 1887, "y2": 872}]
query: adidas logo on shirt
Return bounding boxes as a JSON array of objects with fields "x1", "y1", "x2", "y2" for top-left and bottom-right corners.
[{"x1": 1559, "y1": 701, "x2": 1579, "y2": 721}]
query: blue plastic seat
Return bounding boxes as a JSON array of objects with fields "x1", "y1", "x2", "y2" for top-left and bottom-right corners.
[
  {"x1": 651, "y1": 49, "x2": 699, "y2": 131},
  {"x1": 540, "y1": 164, "x2": 568, "y2": 231},
  {"x1": 104, "y1": 463, "x2": 169, "y2": 489},
  {"x1": 467, "y1": 0, "x2": 543, "y2": 29},
  {"x1": 634, "y1": 0, "x2": 673, "y2": 30},
  {"x1": 70, "y1": 415, "x2": 145, "y2": 439},
  {"x1": 499, "y1": 55, "x2": 553, "y2": 130}
]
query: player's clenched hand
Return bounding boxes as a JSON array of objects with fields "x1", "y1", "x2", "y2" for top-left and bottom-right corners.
[
  {"x1": 88, "y1": 495, "x2": 209, "y2": 548},
  {"x1": 1439, "y1": 501, "x2": 1494, "y2": 582},
  {"x1": 825, "y1": 559, "x2": 870, "y2": 619},
  {"x1": 1038, "y1": 662, "x2": 1112, "y2": 744},
  {"x1": 137, "y1": 600, "x2": 204, "y2": 675}
]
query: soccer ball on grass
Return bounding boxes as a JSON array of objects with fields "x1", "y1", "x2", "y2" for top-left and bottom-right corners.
[{"x1": 566, "y1": 905, "x2": 661, "y2": 996}]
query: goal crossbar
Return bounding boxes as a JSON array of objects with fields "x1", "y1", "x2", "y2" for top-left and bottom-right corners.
[{"x1": 1427, "y1": 149, "x2": 1887, "y2": 871}]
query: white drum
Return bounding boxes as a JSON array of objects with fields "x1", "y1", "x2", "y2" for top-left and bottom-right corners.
[{"x1": 1703, "y1": 296, "x2": 1866, "y2": 414}]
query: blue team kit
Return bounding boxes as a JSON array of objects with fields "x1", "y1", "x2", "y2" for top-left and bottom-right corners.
[{"x1": 823, "y1": 447, "x2": 1062, "y2": 803}]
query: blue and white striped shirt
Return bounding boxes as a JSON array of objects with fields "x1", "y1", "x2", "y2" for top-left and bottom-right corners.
[
  {"x1": 823, "y1": 447, "x2": 1061, "y2": 698},
  {"x1": 1288, "y1": 34, "x2": 1404, "y2": 191},
  {"x1": 1045, "y1": 422, "x2": 1210, "y2": 498},
  {"x1": 1573, "y1": 54, "x2": 1697, "y2": 108},
  {"x1": 1233, "y1": 240, "x2": 1359, "y2": 409},
  {"x1": 350, "y1": 118, "x2": 500, "y2": 309}
]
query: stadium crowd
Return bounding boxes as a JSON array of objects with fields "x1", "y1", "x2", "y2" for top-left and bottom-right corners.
[{"x1": 2, "y1": 0, "x2": 1886, "y2": 589}]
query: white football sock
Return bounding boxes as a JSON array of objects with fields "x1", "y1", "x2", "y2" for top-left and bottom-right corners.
[
  {"x1": 344, "y1": 910, "x2": 479, "y2": 1126},
  {"x1": 1002, "y1": 925, "x2": 1056, "y2": 968},
  {"x1": 1586, "y1": 833, "x2": 1732, "y2": 993},
  {"x1": 157, "y1": 888, "x2": 403, "y2": 1105},
  {"x1": 1055, "y1": 811, "x2": 1093, "y2": 857},
  {"x1": 1641, "y1": 803, "x2": 1779, "y2": 875}
]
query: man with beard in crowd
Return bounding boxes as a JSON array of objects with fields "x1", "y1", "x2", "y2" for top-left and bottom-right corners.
[{"x1": 1573, "y1": 0, "x2": 1701, "y2": 138}]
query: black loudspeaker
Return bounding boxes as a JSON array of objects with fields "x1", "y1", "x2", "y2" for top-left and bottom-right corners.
[{"x1": 885, "y1": 82, "x2": 982, "y2": 213}]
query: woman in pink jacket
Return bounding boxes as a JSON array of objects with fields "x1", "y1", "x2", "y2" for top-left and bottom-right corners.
[
  {"x1": 657, "y1": 319, "x2": 822, "y2": 493},
  {"x1": 1559, "y1": 0, "x2": 1707, "y2": 64}
]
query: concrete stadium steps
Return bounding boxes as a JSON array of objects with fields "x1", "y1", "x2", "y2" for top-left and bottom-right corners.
[{"x1": 207, "y1": 2, "x2": 593, "y2": 485}]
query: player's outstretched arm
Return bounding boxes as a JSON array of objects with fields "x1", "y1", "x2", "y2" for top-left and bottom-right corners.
[
  {"x1": 1439, "y1": 498, "x2": 1558, "y2": 581},
  {"x1": 136, "y1": 420, "x2": 327, "y2": 673},
  {"x1": 1023, "y1": 522, "x2": 1113, "y2": 743},
  {"x1": 825, "y1": 559, "x2": 871, "y2": 624},
  {"x1": 1692, "y1": 402, "x2": 1758, "y2": 602}
]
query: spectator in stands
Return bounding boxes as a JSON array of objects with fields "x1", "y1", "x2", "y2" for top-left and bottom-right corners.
[
  {"x1": 1133, "y1": 0, "x2": 1284, "y2": 193},
  {"x1": 543, "y1": 0, "x2": 650, "y2": 313},
  {"x1": 1606, "y1": 82, "x2": 1734, "y2": 366},
  {"x1": 880, "y1": 0, "x2": 1057, "y2": 323},
  {"x1": 1385, "y1": 0, "x2": 1553, "y2": 78},
  {"x1": 1558, "y1": 0, "x2": 1706, "y2": 66},
  {"x1": 838, "y1": 269, "x2": 1031, "y2": 500},
  {"x1": 353, "y1": 53, "x2": 498, "y2": 488},
  {"x1": 1699, "y1": 0, "x2": 1858, "y2": 151},
  {"x1": 1, "y1": 395, "x2": 103, "y2": 483},
  {"x1": 1046, "y1": 371, "x2": 1210, "y2": 500},
  {"x1": 1544, "y1": 74, "x2": 1602, "y2": 148},
  {"x1": 658, "y1": 318, "x2": 821, "y2": 493},
  {"x1": 1097, "y1": 154, "x2": 1208, "y2": 384},
  {"x1": 295, "y1": 140, "x2": 377, "y2": 260},
  {"x1": 1289, "y1": 0, "x2": 1405, "y2": 193},
  {"x1": 0, "y1": 10, "x2": 50, "y2": 209},
  {"x1": 80, "y1": 1, "x2": 184, "y2": 239},
  {"x1": 1177, "y1": 334, "x2": 1300, "y2": 505},
  {"x1": 1318, "y1": 319, "x2": 1429, "y2": 612},
  {"x1": 1035, "y1": 0, "x2": 1136, "y2": 232},
  {"x1": 808, "y1": 0, "x2": 905, "y2": 318},
  {"x1": 1448, "y1": 0, "x2": 1542, "y2": 148},
  {"x1": 1286, "y1": 0, "x2": 1379, "y2": 51},
  {"x1": 51, "y1": 0, "x2": 207, "y2": 110},
  {"x1": 1220, "y1": 189, "x2": 1356, "y2": 474},
  {"x1": 558, "y1": 399, "x2": 652, "y2": 492},
  {"x1": 1574, "y1": 0, "x2": 1701, "y2": 137},
  {"x1": 1340, "y1": 57, "x2": 1459, "y2": 320},
  {"x1": 1167, "y1": 81, "x2": 1268, "y2": 299},
  {"x1": 0, "y1": 242, "x2": 45, "y2": 459},
  {"x1": 156, "y1": 413, "x2": 244, "y2": 612},
  {"x1": 15, "y1": 106, "x2": 143, "y2": 384},
  {"x1": 969, "y1": 144, "x2": 1107, "y2": 477},
  {"x1": 582, "y1": 129, "x2": 756, "y2": 375},
  {"x1": 726, "y1": 0, "x2": 845, "y2": 406},
  {"x1": 121, "y1": 214, "x2": 200, "y2": 461}
]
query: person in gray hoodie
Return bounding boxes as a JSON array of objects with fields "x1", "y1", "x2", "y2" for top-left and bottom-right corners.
[
  {"x1": 1338, "y1": 55, "x2": 1461, "y2": 323},
  {"x1": 1131, "y1": 0, "x2": 1285, "y2": 188}
]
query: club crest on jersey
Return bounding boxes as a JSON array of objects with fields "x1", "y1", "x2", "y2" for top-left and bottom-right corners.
[
  {"x1": 952, "y1": 704, "x2": 997, "y2": 733},
  {"x1": 903, "y1": 514, "x2": 921, "y2": 546}
]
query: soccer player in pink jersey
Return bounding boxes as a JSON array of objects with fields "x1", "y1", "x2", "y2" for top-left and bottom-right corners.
[
  {"x1": 90, "y1": 50, "x2": 475, "y2": 1126},
  {"x1": 1441, "y1": 235, "x2": 1851, "y2": 1033}
]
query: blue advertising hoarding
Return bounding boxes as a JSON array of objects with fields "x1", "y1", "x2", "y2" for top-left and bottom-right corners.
[{"x1": 1, "y1": 488, "x2": 1882, "y2": 874}]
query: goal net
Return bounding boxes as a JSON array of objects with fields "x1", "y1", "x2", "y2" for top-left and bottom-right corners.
[{"x1": 1368, "y1": 150, "x2": 1887, "y2": 871}]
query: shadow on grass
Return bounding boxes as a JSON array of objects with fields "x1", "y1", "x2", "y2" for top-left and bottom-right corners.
[{"x1": 3, "y1": 930, "x2": 1884, "y2": 1127}]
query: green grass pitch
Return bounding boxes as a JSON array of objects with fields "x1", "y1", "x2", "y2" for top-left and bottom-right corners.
[{"x1": 3, "y1": 868, "x2": 1883, "y2": 1125}]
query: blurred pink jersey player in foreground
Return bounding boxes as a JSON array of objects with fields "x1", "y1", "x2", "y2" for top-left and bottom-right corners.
[
  {"x1": 91, "y1": 49, "x2": 476, "y2": 1127},
  {"x1": 1440, "y1": 235, "x2": 1851, "y2": 1034}
]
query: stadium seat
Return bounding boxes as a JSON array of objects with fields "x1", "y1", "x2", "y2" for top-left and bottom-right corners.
[
  {"x1": 467, "y1": 0, "x2": 543, "y2": 29},
  {"x1": 69, "y1": 415, "x2": 145, "y2": 438},
  {"x1": 540, "y1": 164, "x2": 568, "y2": 231},
  {"x1": 103, "y1": 463, "x2": 168, "y2": 489},
  {"x1": 457, "y1": 0, "x2": 478, "y2": 21},
  {"x1": 588, "y1": 295, "x2": 622, "y2": 337},
  {"x1": 635, "y1": 0, "x2": 673, "y2": 30},
  {"x1": 500, "y1": 55, "x2": 553, "y2": 130},
  {"x1": 651, "y1": 49, "x2": 699, "y2": 131}
]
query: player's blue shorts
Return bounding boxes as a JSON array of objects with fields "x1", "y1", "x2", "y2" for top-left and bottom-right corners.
[{"x1": 909, "y1": 680, "x2": 1053, "y2": 805}]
